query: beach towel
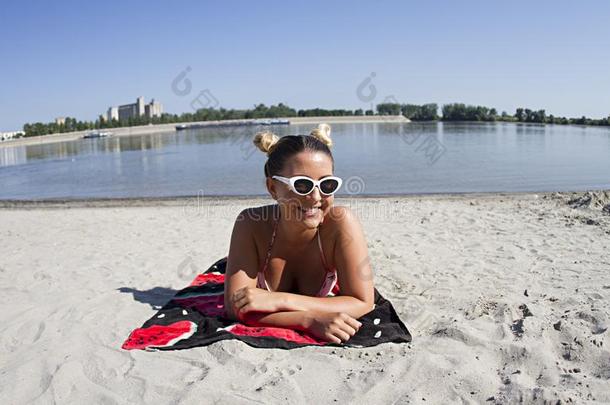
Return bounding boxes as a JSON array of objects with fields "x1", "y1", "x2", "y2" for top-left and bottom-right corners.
[{"x1": 122, "y1": 257, "x2": 412, "y2": 351}]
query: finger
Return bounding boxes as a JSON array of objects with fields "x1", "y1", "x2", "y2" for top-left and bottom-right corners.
[
  {"x1": 334, "y1": 329, "x2": 351, "y2": 342},
  {"x1": 339, "y1": 321, "x2": 357, "y2": 336},
  {"x1": 233, "y1": 296, "x2": 244, "y2": 304},
  {"x1": 341, "y1": 323, "x2": 357, "y2": 337},
  {"x1": 344, "y1": 317, "x2": 362, "y2": 332},
  {"x1": 233, "y1": 297, "x2": 248, "y2": 311},
  {"x1": 326, "y1": 333, "x2": 342, "y2": 344}
]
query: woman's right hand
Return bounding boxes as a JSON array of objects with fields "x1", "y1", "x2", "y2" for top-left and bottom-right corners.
[{"x1": 303, "y1": 310, "x2": 362, "y2": 344}]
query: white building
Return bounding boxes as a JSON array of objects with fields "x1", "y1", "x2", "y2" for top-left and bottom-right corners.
[
  {"x1": 137, "y1": 96, "x2": 145, "y2": 117},
  {"x1": 145, "y1": 99, "x2": 163, "y2": 119},
  {"x1": 107, "y1": 106, "x2": 118, "y2": 121},
  {"x1": 105, "y1": 97, "x2": 163, "y2": 122},
  {"x1": 0, "y1": 131, "x2": 25, "y2": 141}
]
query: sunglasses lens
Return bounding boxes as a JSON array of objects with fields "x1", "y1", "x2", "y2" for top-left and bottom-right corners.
[
  {"x1": 320, "y1": 178, "x2": 339, "y2": 194},
  {"x1": 293, "y1": 178, "x2": 314, "y2": 195}
]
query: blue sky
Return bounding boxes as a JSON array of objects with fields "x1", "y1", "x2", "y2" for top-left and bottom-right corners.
[{"x1": 1, "y1": 0, "x2": 609, "y2": 131}]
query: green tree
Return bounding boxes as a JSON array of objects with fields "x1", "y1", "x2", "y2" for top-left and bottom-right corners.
[
  {"x1": 376, "y1": 103, "x2": 401, "y2": 115},
  {"x1": 515, "y1": 108, "x2": 525, "y2": 122}
]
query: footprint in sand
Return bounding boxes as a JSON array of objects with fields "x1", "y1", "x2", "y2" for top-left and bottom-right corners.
[{"x1": 576, "y1": 311, "x2": 608, "y2": 335}]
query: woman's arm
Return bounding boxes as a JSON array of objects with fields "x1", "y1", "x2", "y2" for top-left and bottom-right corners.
[
  {"x1": 231, "y1": 287, "x2": 374, "y2": 321},
  {"x1": 239, "y1": 309, "x2": 363, "y2": 344},
  {"x1": 276, "y1": 206, "x2": 376, "y2": 319},
  {"x1": 276, "y1": 293, "x2": 374, "y2": 319},
  {"x1": 224, "y1": 208, "x2": 261, "y2": 321},
  {"x1": 239, "y1": 310, "x2": 310, "y2": 331}
]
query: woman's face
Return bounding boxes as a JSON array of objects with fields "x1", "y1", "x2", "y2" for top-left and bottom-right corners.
[{"x1": 267, "y1": 150, "x2": 335, "y2": 230}]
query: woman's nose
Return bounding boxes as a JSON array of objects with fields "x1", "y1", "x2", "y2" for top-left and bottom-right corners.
[{"x1": 308, "y1": 186, "x2": 322, "y2": 201}]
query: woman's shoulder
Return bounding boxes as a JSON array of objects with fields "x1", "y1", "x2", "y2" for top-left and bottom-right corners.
[
  {"x1": 319, "y1": 205, "x2": 361, "y2": 243},
  {"x1": 238, "y1": 203, "x2": 277, "y2": 219},
  {"x1": 323, "y1": 205, "x2": 359, "y2": 227},
  {"x1": 319, "y1": 205, "x2": 364, "y2": 270},
  {"x1": 235, "y1": 204, "x2": 277, "y2": 232}
]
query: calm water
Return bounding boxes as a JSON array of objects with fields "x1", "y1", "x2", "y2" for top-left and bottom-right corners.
[{"x1": 1, "y1": 122, "x2": 609, "y2": 199}]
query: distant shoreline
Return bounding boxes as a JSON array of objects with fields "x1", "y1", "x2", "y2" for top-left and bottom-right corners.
[
  {"x1": 0, "y1": 189, "x2": 604, "y2": 209},
  {"x1": 0, "y1": 115, "x2": 409, "y2": 149}
]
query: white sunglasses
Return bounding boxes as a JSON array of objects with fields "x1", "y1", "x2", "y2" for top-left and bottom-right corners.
[{"x1": 272, "y1": 175, "x2": 343, "y2": 196}]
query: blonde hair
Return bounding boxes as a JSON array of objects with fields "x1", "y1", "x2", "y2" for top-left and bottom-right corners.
[
  {"x1": 252, "y1": 130, "x2": 280, "y2": 156},
  {"x1": 309, "y1": 123, "x2": 332, "y2": 147},
  {"x1": 253, "y1": 123, "x2": 333, "y2": 156},
  {"x1": 252, "y1": 123, "x2": 335, "y2": 177}
]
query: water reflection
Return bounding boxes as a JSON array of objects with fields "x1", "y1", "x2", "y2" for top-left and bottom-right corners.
[
  {"x1": 0, "y1": 146, "x2": 27, "y2": 167},
  {"x1": 1, "y1": 122, "x2": 609, "y2": 199},
  {"x1": 1, "y1": 128, "x2": 255, "y2": 168}
]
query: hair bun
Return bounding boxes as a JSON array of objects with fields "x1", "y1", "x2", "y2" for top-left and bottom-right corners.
[
  {"x1": 253, "y1": 131, "x2": 280, "y2": 155},
  {"x1": 310, "y1": 123, "x2": 332, "y2": 147}
]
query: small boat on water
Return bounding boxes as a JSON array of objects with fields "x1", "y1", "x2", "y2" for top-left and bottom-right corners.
[
  {"x1": 255, "y1": 119, "x2": 290, "y2": 126},
  {"x1": 175, "y1": 119, "x2": 290, "y2": 131},
  {"x1": 83, "y1": 131, "x2": 113, "y2": 139}
]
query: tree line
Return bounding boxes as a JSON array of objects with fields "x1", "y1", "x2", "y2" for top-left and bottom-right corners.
[
  {"x1": 20, "y1": 102, "x2": 610, "y2": 137},
  {"x1": 378, "y1": 102, "x2": 610, "y2": 126}
]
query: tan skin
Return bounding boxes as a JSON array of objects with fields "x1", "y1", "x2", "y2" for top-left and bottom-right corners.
[{"x1": 224, "y1": 150, "x2": 375, "y2": 344}]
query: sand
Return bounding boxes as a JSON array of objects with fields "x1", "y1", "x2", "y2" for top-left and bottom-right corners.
[{"x1": 1, "y1": 192, "x2": 609, "y2": 404}]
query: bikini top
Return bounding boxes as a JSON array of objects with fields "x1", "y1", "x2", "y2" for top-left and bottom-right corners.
[{"x1": 257, "y1": 215, "x2": 340, "y2": 297}]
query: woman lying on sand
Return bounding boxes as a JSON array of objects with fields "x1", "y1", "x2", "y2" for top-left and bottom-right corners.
[{"x1": 225, "y1": 124, "x2": 375, "y2": 344}]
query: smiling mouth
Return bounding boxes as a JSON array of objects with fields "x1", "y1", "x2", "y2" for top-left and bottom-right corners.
[{"x1": 300, "y1": 207, "x2": 321, "y2": 215}]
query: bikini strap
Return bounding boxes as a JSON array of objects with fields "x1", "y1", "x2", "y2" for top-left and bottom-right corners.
[
  {"x1": 263, "y1": 213, "x2": 330, "y2": 274},
  {"x1": 262, "y1": 214, "x2": 279, "y2": 273}
]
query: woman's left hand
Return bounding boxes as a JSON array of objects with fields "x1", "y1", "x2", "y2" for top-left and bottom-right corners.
[{"x1": 232, "y1": 287, "x2": 284, "y2": 315}]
